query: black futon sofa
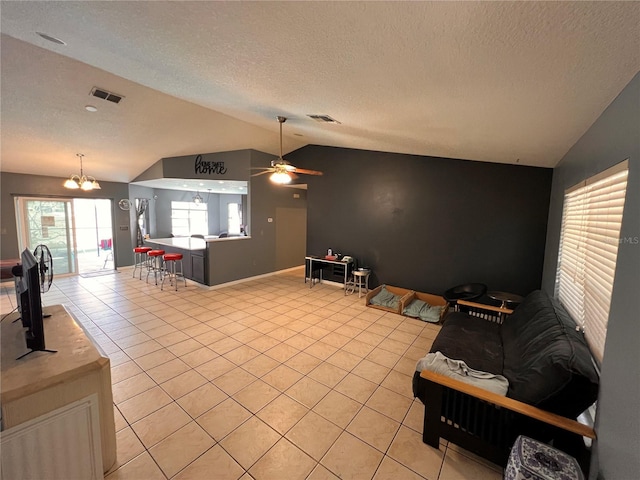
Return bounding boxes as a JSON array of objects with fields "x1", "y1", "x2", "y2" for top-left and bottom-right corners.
[{"x1": 413, "y1": 290, "x2": 599, "y2": 470}]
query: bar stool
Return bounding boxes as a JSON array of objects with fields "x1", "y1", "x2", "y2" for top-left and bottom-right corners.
[
  {"x1": 146, "y1": 249, "x2": 165, "y2": 285},
  {"x1": 348, "y1": 268, "x2": 371, "y2": 298},
  {"x1": 133, "y1": 246, "x2": 152, "y2": 279},
  {"x1": 161, "y1": 253, "x2": 186, "y2": 291}
]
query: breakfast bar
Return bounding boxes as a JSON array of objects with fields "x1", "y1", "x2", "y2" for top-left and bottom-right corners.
[
  {"x1": 145, "y1": 235, "x2": 252, "y2": 287},
  {"x1": 144, "y1": 237, "x2": 207, "y2": 284}
]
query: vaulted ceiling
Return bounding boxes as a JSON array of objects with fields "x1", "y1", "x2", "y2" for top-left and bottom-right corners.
[{"x1": 1, "y1": 1, "x2": 639, "y2": 183}]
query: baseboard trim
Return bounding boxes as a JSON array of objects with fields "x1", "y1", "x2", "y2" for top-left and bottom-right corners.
[{"x1": 192, "y1": 265, "x2": 306, "y2": 290}]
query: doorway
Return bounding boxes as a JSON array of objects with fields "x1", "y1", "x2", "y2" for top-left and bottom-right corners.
[
  {"x1": 15, "y1": 197, "x2": 114, "y2": 275},
  {"x1": 73, "y1": 199, "x2": 114, "y2": 273},
  {"x1": 275, "y1": 207, "x2": 307, "y2": 270}
]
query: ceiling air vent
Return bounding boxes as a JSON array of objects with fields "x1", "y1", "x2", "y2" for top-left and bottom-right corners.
[
  {"x1": 307, "y1": 114, "x2": 341, "y2": 124},
  {"x1": 89, "y1": 87, "x2": 124, "y2": 104}
]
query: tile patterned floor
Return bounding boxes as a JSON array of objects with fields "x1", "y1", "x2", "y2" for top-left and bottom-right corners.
[{"x1": 0, "y1": 268, "x2": 503, "y2": 480}]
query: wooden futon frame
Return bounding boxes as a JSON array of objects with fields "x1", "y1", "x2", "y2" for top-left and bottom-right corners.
[{"x1": 419, "y1": 300, "x2": 596, "y2": 472}]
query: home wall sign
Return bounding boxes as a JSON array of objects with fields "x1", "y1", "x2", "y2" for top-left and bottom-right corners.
[{"x1": 194, "y1": 154, "x2": 227, "y2": 175}]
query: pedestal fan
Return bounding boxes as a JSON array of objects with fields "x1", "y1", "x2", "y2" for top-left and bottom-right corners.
[
  {"x1": 33, "y1": 244, "x2": 54, "y2": 318},
  {"x1": 33, "y1": 244, "x2": 54, "y2": 293}
]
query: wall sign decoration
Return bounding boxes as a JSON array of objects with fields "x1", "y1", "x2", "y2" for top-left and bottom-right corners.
[{"x1": 194, "y1": 154, "x2": 227, "y2": 175}]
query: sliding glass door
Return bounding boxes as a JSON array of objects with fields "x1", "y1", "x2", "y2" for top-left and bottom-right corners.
[{"x1": 15, "y1": 198, "x2": 77, "y2": 275}]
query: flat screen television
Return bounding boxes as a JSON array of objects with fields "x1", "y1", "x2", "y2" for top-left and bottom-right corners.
[{"x1": 17, "y1": 248, "x2": 49, "y2": 358}]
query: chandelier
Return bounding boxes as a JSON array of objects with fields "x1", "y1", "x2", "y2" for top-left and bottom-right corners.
[{"x1": 63, "y1": 153, "x2": 101, "y2": 190}]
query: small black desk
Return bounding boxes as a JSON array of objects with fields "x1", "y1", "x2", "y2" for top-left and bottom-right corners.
[{"x1": 305, "y1": 256, "x2": 354, "y2": 294}]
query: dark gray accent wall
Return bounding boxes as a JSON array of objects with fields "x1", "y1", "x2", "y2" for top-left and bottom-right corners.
[
  {"x1": 541, "y1": 72, "x2": 640, "y2": 480},
  {"x1": 0, "y1": 172, "x2": 133, "y2": 266},
  {"x1": 286, "y1": 146, "x2": 552, "y2": 296}
]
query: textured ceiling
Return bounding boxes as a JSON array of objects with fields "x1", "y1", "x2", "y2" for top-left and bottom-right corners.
[{"x1": 1, "y1": 1, "x2": 639, "y2": 183}]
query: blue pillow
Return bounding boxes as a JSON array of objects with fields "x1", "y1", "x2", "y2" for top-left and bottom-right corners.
[
  {"x1": 370, "y1": 286, "x2": 401, "y2": 309},
  {"x1": 403, "y1": 299, "x2": 442, "y2": 322}
]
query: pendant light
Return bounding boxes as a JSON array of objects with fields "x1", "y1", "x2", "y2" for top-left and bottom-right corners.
[{"x1": 63, "y1": 153, "x2": 101, "y2": 190}]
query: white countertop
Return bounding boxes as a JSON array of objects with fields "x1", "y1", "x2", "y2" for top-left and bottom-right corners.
[
  {"x1": 145, "y1": 237, "x2": 206, "y2": 250},
  {"x1": 146, "y1": 236, "x2": 251, "y2": 250}
]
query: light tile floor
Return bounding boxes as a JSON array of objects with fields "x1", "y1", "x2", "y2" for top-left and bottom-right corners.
[{"x1": 0, "y1": 268, "x2": 503, "y2": 480}]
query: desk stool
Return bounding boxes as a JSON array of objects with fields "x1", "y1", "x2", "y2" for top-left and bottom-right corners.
[
  {"x1": 133, "y1": 246, "x2": 152, "y2": 279},
  {"x1": 161, "y1": 253, "x2": 186, "y2": 291},
  {"x1": 348, "y1": 269, "x2": 371, "y2": 298},
  {"x1": 146, "y1": 249, "x2": 165, "y2": 285}
]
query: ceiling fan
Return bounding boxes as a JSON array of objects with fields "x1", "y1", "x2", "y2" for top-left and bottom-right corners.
[{"x1": 252, "y1": 116, "x2": 323, "y2": 184}]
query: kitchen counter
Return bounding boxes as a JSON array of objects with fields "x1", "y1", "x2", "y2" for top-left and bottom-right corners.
[
  {"x1": 145, "y1": 237, "x2": 206, "y2": 251},
  {"x1": 144, "y1": 236, "x2": 253, "y2": 287}
]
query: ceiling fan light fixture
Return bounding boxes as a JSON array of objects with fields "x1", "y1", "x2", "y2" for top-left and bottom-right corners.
[
  {"x1": 252, "y1": 115, "x2": 322, "y2": 184},
  {"x1": 269, "y1": 116, "x2": 291, "y2": 185},
  {"x1": 270, "y1": 171, "x2": 292, "y2": 184},
  {"x1": 63, "y1": 153, "x2": 101, "y2": 190}
]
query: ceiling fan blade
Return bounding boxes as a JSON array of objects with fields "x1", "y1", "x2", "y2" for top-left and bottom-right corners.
[
  {"x1": 251, "y1": 170, "x2": 274, "y2": 177},
  {"x1": 292, "y1": 168, "x2": 323, "y2": 176}
]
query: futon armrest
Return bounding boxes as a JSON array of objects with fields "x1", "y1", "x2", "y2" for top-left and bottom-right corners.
[
  {"x1": 419, "y1": 370, "x2": 595, "y2": 439},
  {"x1": 454, "y1": 299, "x2": 513, "y2": 323},
  {"x1": 456, "y1": 299, "x2": 514, "y2": 315}
]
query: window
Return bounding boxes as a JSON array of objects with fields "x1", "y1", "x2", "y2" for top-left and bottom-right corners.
[
  {"x1": 171, "y1": 201, "x2": 207, "y2": 236},
  {"x1": 227, "y1": 203, "x2": 242, "y2": 235},
  {"x1": 555, "y1": 160, "x2": 628, "y2": 362}
]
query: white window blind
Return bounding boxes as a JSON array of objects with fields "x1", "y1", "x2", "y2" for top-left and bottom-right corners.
[
  {"x1": 171, "y1": 201, "x2": 207, "y2": 237},
  {"x1": 555, "y1": 160, "x2": 628, "y2": 362}
]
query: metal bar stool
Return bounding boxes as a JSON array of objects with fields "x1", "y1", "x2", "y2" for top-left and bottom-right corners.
[
  {"x1": 146, "y1": 249, "x2": 165, "y2": 285},
  {"x1": 161, "y1": 253, "x2": 186, "y2": 291},
  {"x1": 348, "y1": 268, "x2": 371, "y2": 298},
  {"x1": 133, "y1": 246, "x2": 152, "y2": 279}
]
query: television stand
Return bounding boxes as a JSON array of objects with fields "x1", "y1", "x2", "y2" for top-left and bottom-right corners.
[
  {"x1": 15, "y1": 347, "x2": 57, "y2": 361},
  {"x1": 13, "y1": 312, "x2": 52, "y2": 324}
]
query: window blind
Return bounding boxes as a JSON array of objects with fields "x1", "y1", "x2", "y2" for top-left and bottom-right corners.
[{"x1": 556, "y1": 160, "x2": 628, "y2": 362}]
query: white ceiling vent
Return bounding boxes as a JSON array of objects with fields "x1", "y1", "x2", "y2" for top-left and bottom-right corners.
[
  {"x1": 89, "y1": 87, "x2": 124, "y2": 104},
  {"x1": 307, "y1": 114, "x2": 341, "y2": 124}
]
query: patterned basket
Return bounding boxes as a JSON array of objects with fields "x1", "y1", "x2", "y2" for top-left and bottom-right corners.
[{"x1": 505, "y1": 435, "x2": 584, "y2": 480}]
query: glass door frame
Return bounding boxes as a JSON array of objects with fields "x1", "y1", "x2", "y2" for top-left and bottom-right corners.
[{"x1": 14, "y1": 196, "x2": 79, "y2": 276}]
